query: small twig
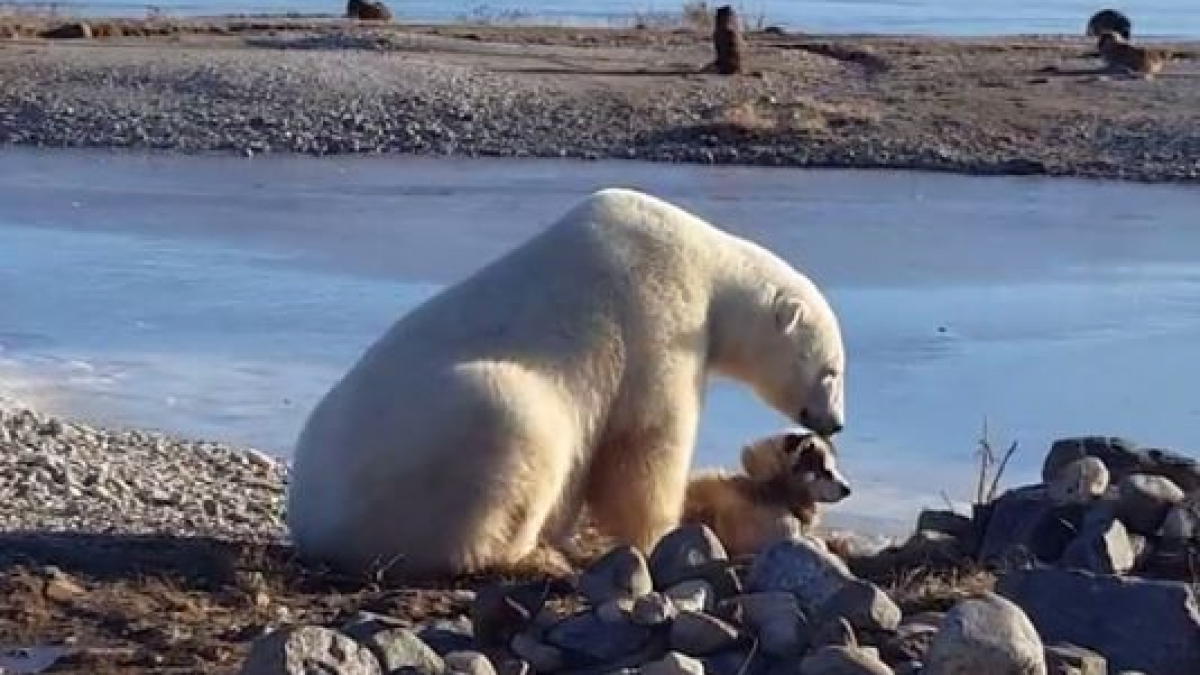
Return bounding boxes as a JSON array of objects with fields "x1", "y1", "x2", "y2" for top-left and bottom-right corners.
[{"x1": 985, "y1": 440, "x2": 1021, "y2": 503}]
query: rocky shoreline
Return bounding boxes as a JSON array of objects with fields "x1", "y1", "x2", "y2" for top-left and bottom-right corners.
[
  {"x1": 1, "y1": 18, "x2": 1200, "y2": 182},
  {"x1": 0, "y1": 399, "x2": 1196, "y2": 674}
]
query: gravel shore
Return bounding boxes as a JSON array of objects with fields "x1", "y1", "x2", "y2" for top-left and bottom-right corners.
[
  {"x1": 2, "y1": 19, "x2": 1200, "y2": 181},
  {"x1": 0, "y1": 403, "x2": 287, "y2": 541}
]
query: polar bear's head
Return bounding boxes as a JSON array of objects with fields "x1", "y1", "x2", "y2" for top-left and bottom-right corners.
[{"x1": 742, "y1": 284, "x2": 845, "y2": 436}]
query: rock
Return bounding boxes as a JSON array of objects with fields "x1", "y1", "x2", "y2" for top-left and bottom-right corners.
[
  {"x1": 1047, "y1": 457, "x2": 1110, "y2": 506},
  {"x1": 916, "y1": 509, "x2": 973, "y2": 539},
  {"x1": 544, "y1": 611, "x2": 653, "y2": 664},
  {"x1": 702, "y1": 650, "x2": 763, "y2": 675},
  {"x1": 597, "y1": 598, "x2": 634, "y2": 624},
  {"x1": 42, "y1": 568, "x2": 86, "y2": 602},
  {"x1": 579, "y1": 545, "x2": 653, "y2": 605},
  {"x1": 1043, "y1": 437, "x2": 1141, "y2": 484},
  {"x1": 650, "y1": 524, "x2": 729, "y2": 589},
  {"x1": 340, "y1": 620, "x2": 444, "y2": 675},
  {"x1": 1044, "y1": 438, "x2": 1200, "y2": 491},
  {"x1": 1115, "y1": 474, "x2": 1184, "y2": 535},
  {"x1": 1140, "y1": 448, "x2": 1200, "y2": 492},
  {"x1": 979, "y1": 486, "x2": 1082, "y2": 565},
  {"x1": 40, "y1": 22, "x2": 92, "y2": 39},
  {"x1": 496, "y1": 659, "x2": 531, "y2": 675},
  {"x1": 1060, "y1": 514, "x2": 1134, "y2": 574},
  {"x1": 471, "y1": 581, "x2": 548, "y2": 647},
  {"x1": 643, "y1": 651, "x2": 707, "y2": 675},
  {"x1": 240, "y1": 625, "x2": 381, "y2": 675},
  {"x1": 747, "y1": 537, "x2": 853, "y2": 610},
  {"x1": 670, "y1": 610, "x2": 741, "y2": 656},
  {"x1": 418, "y1": 617, "x2": 476, "y2": 655},
  {"x1": 924, "y1": 593, "x2": 1046, "y2": 675},
  {"x1": 880, "y1": 618, "x2": 938, "y2": 664},
  {"x1": 1043, "y1": 644, "x2": 1105, "y2": 675},
  {"x1": 813, "y1": 579, "x2": 901, "y2": 633},
  {"x1": 346, "y1": 0, "x2": 393, "y2": 21},
  {"x1": 1160, "y1": 491, "x2": 1199, "y2": 541},
  {"x1": 998, "y1": 567, "x2": 1200, "y2": 675},
  {"x1": 726, "y1": 592, "x2": 809, "y2": 658},
  {"x1": 632, "y1": 592, "x2": 678, "y2": 626},
  {"x1": 445, "y1": 652, "x2": 496, "y2": 675},
  {"x1": 811, "y1": 617, "x2": 857, "y2": 649},
  {"x1": 799, "y1": 646, "x2": 894, "y2": 675},
  {"x1": 666, "y1": 580, "x2": 716, "y2": 613},
  {"x1": 509, "y1": 633, "x2": 565, "y2": 673}
]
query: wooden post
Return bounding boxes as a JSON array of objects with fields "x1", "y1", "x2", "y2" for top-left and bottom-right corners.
[{"x1": 712, "y1": 5, "x2": 746, "y2": 75}]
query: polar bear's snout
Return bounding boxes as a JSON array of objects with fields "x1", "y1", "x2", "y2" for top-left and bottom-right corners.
[{"x1": 799, "y1": 407, "x2": 843, "y2": 436}]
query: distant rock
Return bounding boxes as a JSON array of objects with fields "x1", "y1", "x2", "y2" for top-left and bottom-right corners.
[
  {"x1": 978, "y1": 486, "x2": 1082, "y2": 565},
  {"x1": 998, "y1": 567, "x2": 1200, "y2": 675},
  {"x1": 1060, "y1": 513, "x2": 1134, "y2": 575},
  {"x1": 924, "y1": 593, "x2": 1046, "y2": 675},
  {"x1": 39, "y1": 23, "x2": 92, "y2": 40},
  {"x1": 346, "y1": 0, "x2": 393, "y2": 21}
]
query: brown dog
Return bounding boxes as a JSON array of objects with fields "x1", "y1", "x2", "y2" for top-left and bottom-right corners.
[
  {"x1": 1097, "y1": 30, "x2": 1171, "y2": 78},
  {"x1": 682, "y1": 430, "x2": 851, "y2": 556}
]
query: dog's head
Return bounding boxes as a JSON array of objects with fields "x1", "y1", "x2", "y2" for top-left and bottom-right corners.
[{"x1": 740, "y1": 429, "x2": 852, "y2": 503}]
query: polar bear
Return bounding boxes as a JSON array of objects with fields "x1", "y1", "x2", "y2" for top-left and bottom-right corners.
[{"x1": 286, "y1": 187, "x2": 846, "y2": 579}]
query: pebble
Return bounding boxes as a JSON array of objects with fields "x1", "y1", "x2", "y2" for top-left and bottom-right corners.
[{"x1": 239, "y1": 625, "x2": 382, "y2": 675}]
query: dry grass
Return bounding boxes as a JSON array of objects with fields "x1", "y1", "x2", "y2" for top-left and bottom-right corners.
[{"x1": 716, "y1": 95, "x2": 880, "y2": 135}]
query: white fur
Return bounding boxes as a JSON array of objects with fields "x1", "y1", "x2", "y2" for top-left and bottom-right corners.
[{"x1": 286, "y1": 187, "x2": 846, "y2": 577}]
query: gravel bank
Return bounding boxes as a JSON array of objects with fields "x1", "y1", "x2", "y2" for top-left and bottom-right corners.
[
  {"x1": 0, "y1": 404, "x2": 287, "y2": 541},
  {"x1": 2, "y1": 21, "x2": 1200, "y2": 181}
]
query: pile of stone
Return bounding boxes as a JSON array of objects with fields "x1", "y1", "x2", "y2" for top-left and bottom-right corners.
[
  {"x1": 236, "y1": 523, "x2": 1090, "y2": 675},
  {"x1": 870, "y1": 435, "x2": 1200, "y2": 675},
  {"x1": 237, "y1": 436, "x2": 1200, "y2": 675}
]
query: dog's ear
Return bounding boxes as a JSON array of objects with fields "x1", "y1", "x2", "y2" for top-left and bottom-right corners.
[{"x1": 741, "y1": 437, "x2": 789, "y2": 482}]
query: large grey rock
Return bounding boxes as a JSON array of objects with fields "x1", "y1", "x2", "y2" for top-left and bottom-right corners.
[
  {"x1": 544, "y1": 611, "x2": 653, "y2": 664},
  {"x1": 1115, "y1": 474, "x2": 1185, "y2": 535},
  {"x1": 341, "y1": 620, "x2": 445, "y2": 675},
  {"x1": 579, "y1": 545, "x2": 653, "y2": 605},
  {"x1": 1060, "y1": 514, "x2": 1134, "y2": 574},
  {"x1": 240, "y1": 625, "x2": 382, "y2": 675},
  {"x1": 998, "y1": 567, "x2": 1200, "y2": 675},
  {"x1": 1043, "y1": 644, "x2": 1106, "y2": 675},
  {"x1": 924, "y1": 593, "x2": 1047, "y2": 675},
  {"x1": 1044, "y1": 438, "x2": 1200, "y2": 491},
  {"x1": 979, "y1": 486, "x2": 1083, "y2": 565},
  {"x1": 1042, "y1": 437, "x2": 1142, "y2": 484},
  {"x1": 650, "y1": 524, "x2": 729, "y2": 590},
  {"x1": 670, "y1": 610, "x2": 741, "y2": 656},
  {"x1": 799, "y1": 646, "x2": 894, "y2": 675},
  {"x1": 747, "y1": 537, "x2": 853, "y2": 610},
  {"x1": 726, "y1": 592, "x2": 810, "y2": 658},
  {"x1": 813, "y1": 579, "x2": 902, "y2": 633},
  {"x1": 702, "y1": 650, "x2": 763, "y2": 675},
  {"x1": 643, "y1": 652, "x2": 707, "y2": 675}
]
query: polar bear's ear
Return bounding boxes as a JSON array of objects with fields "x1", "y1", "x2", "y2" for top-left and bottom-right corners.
[{"x1": 773, "y1": 292, "x2": 806, "y2": 335}]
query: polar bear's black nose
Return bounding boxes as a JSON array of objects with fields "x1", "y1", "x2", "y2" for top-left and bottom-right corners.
[{"x1": 799, "y1": 408, "x2": 842, "y2": 435}]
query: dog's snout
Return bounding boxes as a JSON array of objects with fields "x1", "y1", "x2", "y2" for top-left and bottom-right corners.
[{"x1": 839, "y1": 483, "x2": 852, "y2": 498}]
